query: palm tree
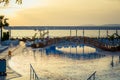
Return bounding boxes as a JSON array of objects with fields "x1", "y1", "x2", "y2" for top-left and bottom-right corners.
[
  {"x1": 0, "y1": 15, "x2": 9, "y2": 43},
  {"x1": 108, "y1": 34, "x2": 114, "y2": 43},
  {"x1": 0, "y1": 0, "x2": 22, "y2": 6},
  {"x1": 107, "y1": 32, "x2": 120, "y2": 51},
  {"x1": 114, "y1": 33, "x2": 120, "y2": 39},
  {"x1": 108, "y1": 33, "x2": 120, "y2": 43}
]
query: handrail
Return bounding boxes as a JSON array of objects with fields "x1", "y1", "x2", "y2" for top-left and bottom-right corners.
[
  {"x1": 4, "y1": 26, "x2": 120, "y2": 30},
  {"x1": 87, "y1": 71, "x2": 96, "y2": 80},
  {"x1": 30, "y1": 64, "x2": 40, "y2": 80}
]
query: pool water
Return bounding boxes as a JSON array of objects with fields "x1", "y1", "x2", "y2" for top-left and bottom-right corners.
[{"x1": 8, "y1": 42, "x2": 120, "y2": 80}]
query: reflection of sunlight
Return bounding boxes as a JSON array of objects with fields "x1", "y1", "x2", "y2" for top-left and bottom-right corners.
[{"x1": 57, "y1": 46, "x2": 96, "y2": 54}]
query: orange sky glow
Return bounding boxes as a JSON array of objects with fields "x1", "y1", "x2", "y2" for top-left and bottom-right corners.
[{"x1": 0, "y1": 0, "x2": 120, "y2": 26}]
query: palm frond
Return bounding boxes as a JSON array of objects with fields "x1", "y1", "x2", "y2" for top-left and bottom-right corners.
[{"x1": 0, "y1": 0, "x2": 22, "y2": 6}]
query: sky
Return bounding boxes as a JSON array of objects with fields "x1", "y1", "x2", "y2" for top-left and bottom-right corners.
[{"x1": 0, "y1": 0, "x2": 120, "y2": 26}]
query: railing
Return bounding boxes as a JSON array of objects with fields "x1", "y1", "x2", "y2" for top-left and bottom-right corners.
[
  {"x1": 11, "y1": 36, "x2": 33, "y2": 39},
  {"x1": 30, "y1": 64, "x2": 40, "y2": 80},
  {"x1": 4, "y1": 26, "x2": 120, "y2": 30},
  {"x1": 87, "y1": 71, "x2": 96, "y2": 80}
]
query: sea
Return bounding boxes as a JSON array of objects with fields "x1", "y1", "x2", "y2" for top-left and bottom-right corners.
[{"x1": 10, "y1": 30, "x2": 120, "y2": 38}]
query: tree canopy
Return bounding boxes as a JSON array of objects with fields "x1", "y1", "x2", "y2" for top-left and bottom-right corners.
[
  {"x1": 0, "y1": 0, "x2": 22, "y2": 6},
  {"x1": 0, "y1": 15, "x2": 9, "y2": 27}
]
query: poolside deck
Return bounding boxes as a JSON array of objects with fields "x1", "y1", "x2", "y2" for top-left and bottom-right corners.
[
  {"x1": 0, "y1": 46, "x2": 8, "y2": 53},
  {"x1": 0, "y1": 46, "x2": 21, "y2": 80}
]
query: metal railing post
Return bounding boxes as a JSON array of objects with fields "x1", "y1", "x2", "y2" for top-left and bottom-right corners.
[
  {"x1": 87, "y1": 71, "x2": 96, "y2": 80},
  {"x1": 30, "y1": 65, "x2": 31, "y2": 80},
  {"x1": 30, "y1": 64, "x2": 40, "y2": 80}
]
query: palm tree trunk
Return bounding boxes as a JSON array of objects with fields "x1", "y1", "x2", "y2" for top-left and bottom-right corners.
[{"x1": 0, "y1": 27, "x2": 2, "y2": 43}]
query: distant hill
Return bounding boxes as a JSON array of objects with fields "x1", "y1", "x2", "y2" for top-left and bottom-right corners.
[
  {"x1": 102, "y1": 24, "x2": 120, "y2": 26},
  {"x1": 80, "y1": 24, "x2": 120, "y2": 26}
]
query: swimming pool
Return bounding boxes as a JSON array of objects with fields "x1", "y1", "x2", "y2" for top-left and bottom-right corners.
[{"x1": 8, "y1": 42, "x2": 120, "y2": 80}]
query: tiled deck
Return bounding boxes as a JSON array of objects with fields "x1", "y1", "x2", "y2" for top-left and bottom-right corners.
[{"x1": 0, "y1": 46, "x2": 22, "y2": 80}]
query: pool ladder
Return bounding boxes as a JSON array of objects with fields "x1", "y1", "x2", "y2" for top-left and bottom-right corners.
[
  {"x1": 30, "y1": 64, "x2": 40, "y2": 80},
  {"x1": 87, "y1": 71, "x2": 96, "y2": 80},
  {"x1": 30, "y1": 64, "x2": 96, "y2": 80}
]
